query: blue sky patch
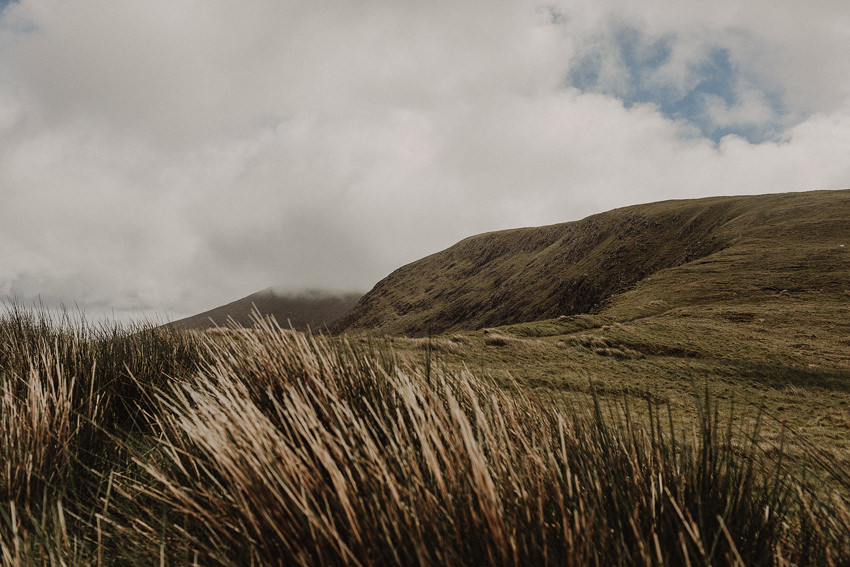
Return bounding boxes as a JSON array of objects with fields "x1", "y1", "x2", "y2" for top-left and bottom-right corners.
[
  {"x1": 1, "y1": 1, "x2": 38, "y2": 35},
  {"x1": 568, "y1": 25, "x2": 788, "y2": 144}
]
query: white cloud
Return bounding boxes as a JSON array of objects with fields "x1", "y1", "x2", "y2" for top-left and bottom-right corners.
[
  {"x1": 560, "y1": 0, "x2": 850, "y2": 112},
  {"x1": 0, "y1": 0, "x2": 848, "y2": 322}
]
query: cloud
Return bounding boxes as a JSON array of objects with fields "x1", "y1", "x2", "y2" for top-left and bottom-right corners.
[
  {"x1": 1, "y1": 0, "x2": 849, "y2": 322},
  {"x1": 565, "y1": 24, "x2": 795, "y2": 142}
]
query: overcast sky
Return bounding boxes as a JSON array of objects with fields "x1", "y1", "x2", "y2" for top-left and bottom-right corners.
[{"x1": 1, "y1": 0, "x2": 849, "y2": 323}]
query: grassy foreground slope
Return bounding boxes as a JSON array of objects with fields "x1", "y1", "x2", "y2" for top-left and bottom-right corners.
[
  {"x1": 2, "y1": 308, "x2": 850, "y2": 566},
  {"x1": 337, "y1": 189, "x2": 850, "y2": 336}
]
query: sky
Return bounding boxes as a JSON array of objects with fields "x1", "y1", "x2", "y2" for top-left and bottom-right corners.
[{"x1": 1, "y1": 0, "x2": 849, "y2": 323}]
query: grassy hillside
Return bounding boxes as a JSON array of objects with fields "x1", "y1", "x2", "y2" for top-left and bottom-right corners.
[
  {"x1": 335, "y1": 189, "x2": 850, "y2": 483},
  {"x1": 170, "y1": 288, "x2": 362, "y2": 332},
  {"x1": 3, "y1": 189, "x2": 849, "y2": 565},
  {"x1": 337, "y1": 189, "x2": 850, "y2": 336}
]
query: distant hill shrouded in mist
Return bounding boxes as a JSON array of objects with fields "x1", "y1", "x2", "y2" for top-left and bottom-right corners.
[
  {"x1": 170, "y1": 289, "x2": 363, "y2": 331},
  {"x1": 335, "y1": 189, "x2": 850, "y2": 336}
]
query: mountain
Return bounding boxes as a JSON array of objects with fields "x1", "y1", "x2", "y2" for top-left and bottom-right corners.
[
  {"x1": 336, "y1": 189, "x2": 850, "y2": 336},
  {"x1": 171, "y1": 289, "x2": 363, "y2": 332}
]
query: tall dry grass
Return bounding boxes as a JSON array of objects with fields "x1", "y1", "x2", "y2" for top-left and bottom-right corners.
[
  {"x1": 120, "y1": 316, "x2": 850, "y2": 566},
  {"x1": 0, "y1": 303, "x2": 201, "y2": 565},
  {"x1": 2, "y1": 306, "x2": 849, "y2": 566}
]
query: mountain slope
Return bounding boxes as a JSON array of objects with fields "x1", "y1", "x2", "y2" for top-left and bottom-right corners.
[
  {"x1": 336, "y1": 189, "x2": 850, "y2": 336},
  {"x1": 171, "y1": 289, "x2": 362, "y2": 331}
]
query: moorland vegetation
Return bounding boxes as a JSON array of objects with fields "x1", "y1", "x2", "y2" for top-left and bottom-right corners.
[
  {"x1": 1, "y1": 305, "x2": 849, "y2": 566},
  {"x1": 3, "y1": 189, "x2": 850, "y2": 566}
]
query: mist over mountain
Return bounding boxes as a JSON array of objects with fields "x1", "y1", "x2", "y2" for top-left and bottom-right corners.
[{"x1": 170, "y1": 289, "x2": 363, "y2": 332}]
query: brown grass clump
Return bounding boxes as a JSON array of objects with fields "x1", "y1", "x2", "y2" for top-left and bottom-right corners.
[
  {"x1": 483, "y1": 330, "x2": 522, "y2": 347},
  {"x1": 395, "y1": 336, "x2": 464, "y2": 354},
  {"x1": 450, "y1": 333, "x2": 472, "y2": 344},
  {"x1": 569, "y1": 334, "x2": 645, "y2": 358}
]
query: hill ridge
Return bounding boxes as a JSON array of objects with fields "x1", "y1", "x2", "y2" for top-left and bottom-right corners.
[{"x1": 336, "y1": 189, "x2": 850, "y2": 336}]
